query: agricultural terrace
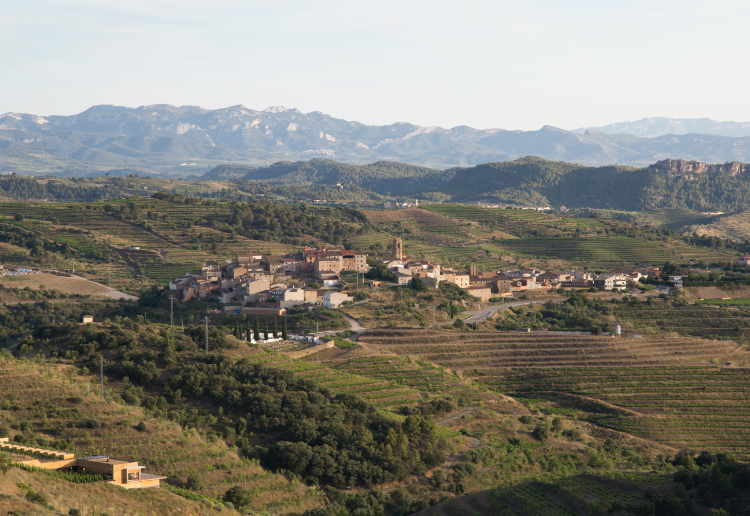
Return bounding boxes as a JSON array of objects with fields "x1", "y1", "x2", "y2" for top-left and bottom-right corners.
[
  {"x1": 614, "y1": 303, "x2": 750, "y2": 338},
  {"x1": 357, "y1": 329, "x2": 750, "y2": 457},
  {"x1": 485, "y1": 367, "x2": 750, "y2": 461},
  {"x1": 226, "y1": 343, "x2": 500, "y2": 411},
  {"x1": 421, "y1": 204, "x2": 734, "y2": 265},
  {"x1": 416, "y1": 473, "x2": 675, "y2": 516}
]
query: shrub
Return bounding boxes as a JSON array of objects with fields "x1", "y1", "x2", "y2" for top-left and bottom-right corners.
[
  {"x1": 25, "y1": 487, "x2": 48, "y2": 505},
  {"x1": 518, "y1": 415, "x2": 533, "y2": 425},
  {"x1": 69, "y1": 510, "x2": 82, "y2": 516},
  {"x1": 185, "y1": 472, "x2": 203, "y2": 490},
  {"x1": 224, "y1": 485, "x2": 253, "y2": 507},
  {"x1": 136, "y1": 421, "x2": 147, "y2": 432},
  {"x1": 562, "y1": 429, "x2": 583, "y2": 441},
  {"x1": 532, "y1": 424, "x2": 550, "y2": 441}
]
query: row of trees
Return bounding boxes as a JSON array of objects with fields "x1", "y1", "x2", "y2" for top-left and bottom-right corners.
[{"x1": 232, "y1": 316, "x2": 288, "y2": 341}]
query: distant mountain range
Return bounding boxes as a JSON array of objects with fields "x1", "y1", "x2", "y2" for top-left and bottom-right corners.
[
  {"x1": 3, "y1": 105, "x2": 750, "y2": 175},
  {"x1": 572, "y1": 117, "x2": 750, "y2": 138}
]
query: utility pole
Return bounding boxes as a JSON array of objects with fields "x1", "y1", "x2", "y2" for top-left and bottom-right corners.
[
  {"x1": 100, "y1": 356, "x2": 103, "y2": 397},
  {"x1": 108, "y1": 269, "x2": 111, "y2": 288},
  {"x1": 205, "y1": 316, "x2": 209, "y2": 354},
  {"x1": 170, "y1": 297, "x2": 174, "y2": 327},
  {"x1": 432, "y1": 305, "x2": 435, "y2": 329}
]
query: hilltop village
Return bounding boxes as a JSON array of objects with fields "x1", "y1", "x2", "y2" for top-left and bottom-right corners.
[{"x1": 168, "y1": 237, "x2": 665, "y2": 313}]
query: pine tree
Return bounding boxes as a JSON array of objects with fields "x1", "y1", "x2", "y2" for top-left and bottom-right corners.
[
  {"x1": 253, "y1": 317, "x2": 260, "y2": 341},
  {"x1": 264, "y1": 317, "x2": 269, "y2": 340},
  {"x1": 282, "y1": 316, "x2": 288, "y2": 340},
  {"x1": 273, "y1": 318, "x2": 278, "y2": 339}
]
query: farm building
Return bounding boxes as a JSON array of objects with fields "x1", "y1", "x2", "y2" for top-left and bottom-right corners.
[{"x1": 0, "y1": 437, "x2": 165, "y2": 489}]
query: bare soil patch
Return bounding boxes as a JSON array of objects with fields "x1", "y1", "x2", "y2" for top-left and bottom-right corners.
[{"x1": 0, "y1": 272, "x2": 109, "y2": 295}]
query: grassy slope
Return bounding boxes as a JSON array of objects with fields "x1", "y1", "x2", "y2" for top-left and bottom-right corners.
[
  {"x1": 0, "y1": 466, "x2": 236, "y2": 516},
  {"x1": 0, "y1": 356, "x2": 324, "y2": 514}
]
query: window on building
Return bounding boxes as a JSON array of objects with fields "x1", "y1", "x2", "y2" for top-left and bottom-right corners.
[{"x1": 128, "y1": 471, "x2": 140, "y2": 481}]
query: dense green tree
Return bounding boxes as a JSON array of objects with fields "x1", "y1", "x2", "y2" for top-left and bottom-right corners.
[{"x1": 162, "y1": 331, "x2": 178, "y2": 367}]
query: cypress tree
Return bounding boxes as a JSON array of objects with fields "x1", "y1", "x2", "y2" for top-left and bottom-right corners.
[
  {"x1": 234, "y1": 319, "x2": 241, "y2": 340},
  {"x1": 253, "y1": 317, "x2": 260, "y2": 341},
  {"x1": 282, "y1": 316, "x2": 288, "y2": 340},
  {"x1": 273, "y1": 317, "x2": 278, "y2": 339},
  {"x1": 264, "y1": 317, "x2": 269, "y2": 340},
  {"x1": 246, "y1": 320, "x2": 252, "y2": 342}
]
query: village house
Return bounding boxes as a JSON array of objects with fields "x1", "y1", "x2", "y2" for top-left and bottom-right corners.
[
  {"x1": 323, "y1": 291, "x2": 354, "y2": 308},
  {"x1": 466, "y1": 286, "x2": 492, "y2": 302},
  {"x1": 268, "y1": 287, "x2": 306, "y2": 308}
]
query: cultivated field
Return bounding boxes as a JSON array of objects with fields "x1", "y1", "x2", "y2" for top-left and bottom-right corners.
[
  {"x1": 357, "y1": 329, "x2": 750, "y2": 458},
  {"x1": 0, "y1": 272, "x2": 110, "y2": 296},
  {"x1": 415, "y1": 472, "x2": 675, "y2": 516}
]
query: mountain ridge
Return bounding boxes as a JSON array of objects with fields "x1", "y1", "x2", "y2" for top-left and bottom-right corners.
[
  {"x1": 4, "y1": 105, "x2": 750, "y2": 174},
  {"x1": 572, "y1": 116, "x2": 750, "y2": 138}
]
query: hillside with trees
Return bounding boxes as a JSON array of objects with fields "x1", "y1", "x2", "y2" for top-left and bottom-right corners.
[{"x1": 203, "y1": 159, "x2": 454, "y2": 195}]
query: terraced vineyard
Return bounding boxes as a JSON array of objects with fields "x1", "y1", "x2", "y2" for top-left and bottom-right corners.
[
  {"x1": 484, "y1": 367, "x2": 750, "y2": 460},
  {"x1": 359, "y1": 330, "x2": 743, "y2": 370},
  {"x1": 417, "y1": 472, "x2": 673, "y2": 516},
  {"x1": 489, "y1": 237, "x2": 677, "y2": 263},
  {"x1": 358, "y1": 329, "x2": 750, "y2": 458},
  {"x1": 615, "y1": 305, "x2": 750, "y2": 337},
  {"x1": 422, "y1": 204, "x2": 602, "y2": 228}
]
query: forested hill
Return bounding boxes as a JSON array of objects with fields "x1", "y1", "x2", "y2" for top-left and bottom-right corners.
[
  {"x1": 439, "y1": 157, "x2": 750, "y2": 212},
  {"x1": 0, "y1": 174, "x2": 131, "y2": 202},
  {"x1": 204, "y1": 156, "x2": 750, "y2": 212},
  {"x1": 203, "y1": 159, "x2": 454, "y2": 195}
]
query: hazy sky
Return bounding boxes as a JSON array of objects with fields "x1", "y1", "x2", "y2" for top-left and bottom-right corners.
[{"x1": 2, "y1": 1, "x2": 749, "y2": 130}]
